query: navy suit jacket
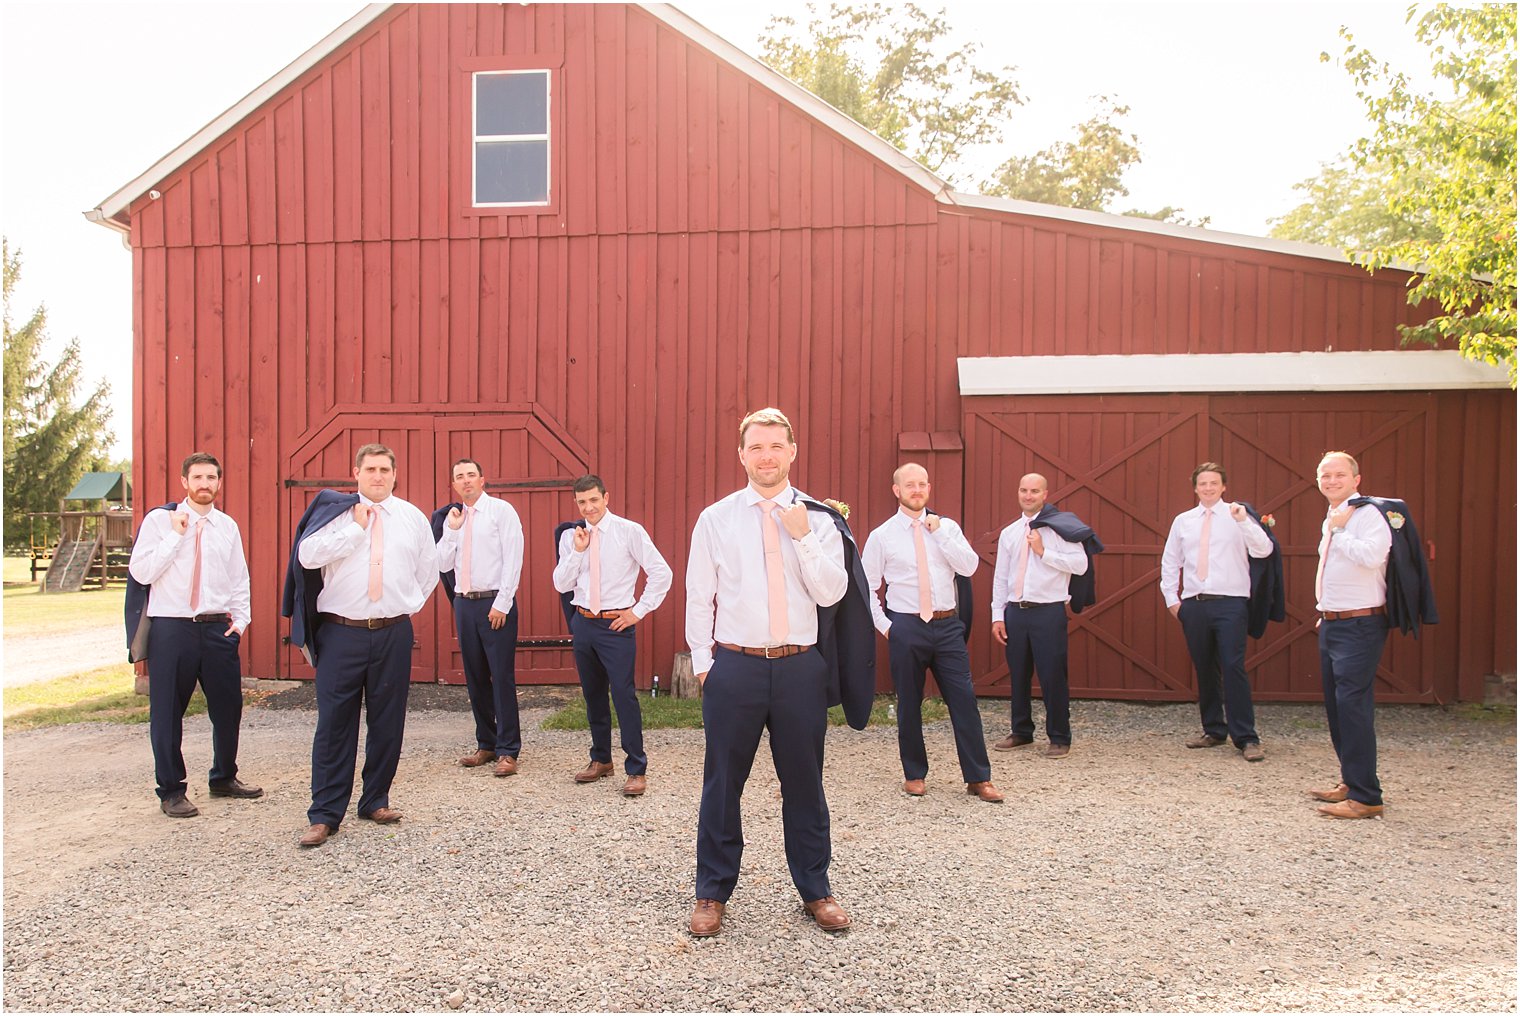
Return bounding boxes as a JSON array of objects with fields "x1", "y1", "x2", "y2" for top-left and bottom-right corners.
[
  {"x1": 1028, "y1": 504, "x2": 1104, "y2": 614},
  {"x1": 430, "y1": 502, "x2": 464, "y2": 604},
  {"x1": 801, "y1": 498, "x2": 876, "y2": 731},
  {"x1": 1349, "y1": 495, "x2": 1438, "y2": 637},
  {"x1": 552, "y1": 519, "x2": 588, "y2": 630},
  {"x1": 280, "y1": 490, "x2": 361, "y2": 666},
  {"x1": 1238, "y1": 501, "x2": 1287, "y2": 639},
  {"x1": 123, "y1": 502, "x2": 178, "y2": 663}
]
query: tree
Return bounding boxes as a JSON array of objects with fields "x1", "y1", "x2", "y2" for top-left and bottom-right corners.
[
  {"x1": 982, "y1": 97, "x2": 1139, "y2": 209},
  {"x1": 1278, "y1": 5, "x2": 1516, "y2": 381},
  {"x1": 3, "y1": 239, "x2": 116, "y2": 550},
  {"x1": 760, "y1": 3, "x2": 1021, "y2": 181}
]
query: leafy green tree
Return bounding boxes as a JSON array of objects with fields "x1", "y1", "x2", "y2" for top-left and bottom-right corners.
[
  {"x1": 982, "y1": 97, "x2": 1139, "y2": 209},
  {"x1": 1284, "y1": 5, "x2": 1515, "y2": 381},
  {"x1": 760, "y1": 3, "x2": 1021, "y2": 181},
  {"x1": 3, "y1": 239, "x2": 116, "y2": 550}
]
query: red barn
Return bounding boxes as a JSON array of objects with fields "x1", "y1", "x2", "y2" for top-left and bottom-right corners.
[{"x1": 89, "y1": 3, "x2": 1514, "y2": 703}]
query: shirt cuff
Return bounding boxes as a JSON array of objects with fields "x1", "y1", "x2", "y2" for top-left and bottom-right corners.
[{"x1": 691, "y1": 648, "x2": 714, "y2": 675}]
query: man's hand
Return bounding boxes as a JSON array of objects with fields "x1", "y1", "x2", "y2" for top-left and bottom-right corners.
[
  {"x1": 1329, "y1": 505, "x2": 1355, "y2": 530},
  {"x1": 608, "y1": 608, "x2": 639, "y2": 632},
  {"x1": 1168, "y1": 603, "x2": 1181, "y2": 619},
  {"x1": 224, "y1": 623, "x2": 243, "y2": 637},
  {"x1": 446, "y1": 507, "x2": 463, "y2": 530},
  {"x1": 779, "y1": 502, "x2": 811, "y2": 540},
  {"x1": 1027, "y1": 528, "x2": 1045, "y2": 557},
  {"x1": 992, "y1": 620, "x2": 1008, "y2": 646},
  {"x1": 488, "y1": 608, "x2": 507, "y2": 630},
  {"x1": 697, "y1": 671, "x2": 708, "y2": 687},
  {"x1": 923, "y1": 513, "x2": 941, "y2": 533},
  {"x1": 352, "y1": 503, "x2": 372, "y2": 529},
  {"x1": 572, "y1": 526, "x2": 591, "y2": 552},
  {"x1": 170, "y1": 511, "x2": 189, "y2": 535},
  {"x1": 1228, "y1": 502, "x2": 1248, "y2": 523}
]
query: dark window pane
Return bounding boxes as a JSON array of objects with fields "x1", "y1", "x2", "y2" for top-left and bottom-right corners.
[
  {"x1": 476, "y1": 72, "x2": 547, "y2": 136},
  {"x1": 476, "y1": 140, "x2": 549, "y2": 204}
]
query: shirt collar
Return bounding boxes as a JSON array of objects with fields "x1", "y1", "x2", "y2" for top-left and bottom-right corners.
[
  {"x1": 742, "y1": 484, "x2": 795, "y2": 507},
  {"x1": 176, "y1": 502, "x2": 220, "y2": 526},
  {"x1": 360, "y1": 494, "x2": 391, "y2": 510},
  {"x1": 897, "y1": 506, "x2": 926, "y2": 526},
  {"x1": 587, "y1": 510, "x2": 619, "y2": 532}
]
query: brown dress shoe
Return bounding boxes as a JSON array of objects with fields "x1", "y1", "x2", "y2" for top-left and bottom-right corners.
[
  {"x1": 493, "y1": 756, "x2": 518, "y2": 777},
  {"x1": 1044, "y1": 743, "x2": 1070, "y2": 759},
  {"x1": 689, "y1": 898, "x2": 725, "y2": 937},
  {"x1": 1241, "y1": 742, "x2": 1266, "y2": 763},
  {"x1": 1318, "y1": 799, "x2": 1384, "y2": 819},
  {"x1": 299, "y1": 823, "x2": 333, "y2": 847},
  {"x1": 902, "y1": 779, "x2": 927, "y2": 796},
  {"x1": 160, "y1": 794, "x2": 199, "y2": 818},
  {"x1": 993, "y1": 734, "x2": 1033, "y2": 751},
  {"x1": 209, "y1": 778, "x2": 264, "y2": 798},
  {"x1": 966, "y1": 781, "x2": 1004, "y2": 803},
  {"x1": 803, "y1": 896, "x2": 851, "y2": 932},
  {"x1": 360, "y1": 806, "x2": 403, "y2": 824},
  {"x1": 459, "y1": 749, "x2": 497, "y2": 768},
  {"x1": 1185, "y1": 734, "x2": 1227, "y2": 749},
  {"x1": 574, "y1": 761, "x2": 615, "y2": 783},
  {"x1": 1309, "y1": 782, "x2": 1350, "y2": 803},
  {"x1": 622, "y1": 775, "x2": 647, "y2": 796}
]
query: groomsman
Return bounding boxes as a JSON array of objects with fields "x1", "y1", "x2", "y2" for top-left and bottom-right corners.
[
  {"x1": 1159, "y1": 462, "x2": 1276, "y2": 762},
  {"x1": 127, "y1": 452, "x2": 261, "y2": 817},
  {"x1": 861, "y1": 463, "x2": 1001, "y2": 802},
  {"x1": 553, "y1": 474, "x2": 672, "y2": 796},
  {"x1": 288, "y1": 444, "x2": 438, "y2": 847},
  {"x1": 436, "y1": 458, "x2": 525, "y2": 777}
]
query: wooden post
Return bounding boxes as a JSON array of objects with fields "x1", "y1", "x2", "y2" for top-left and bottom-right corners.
[{"x1": 671, "y1": 651, "x2": 701, "y2": 699}]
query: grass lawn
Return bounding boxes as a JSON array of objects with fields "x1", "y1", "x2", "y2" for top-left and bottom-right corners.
[
  {"x1": 2, "y1": 664, "x2": 190, "y2": 731},
  {"x1": 3, "y1": 557, "x2": 124, "y2": 640},
  {"x1": 542, "y1": 694, "x2": 947, "y2": 730}
]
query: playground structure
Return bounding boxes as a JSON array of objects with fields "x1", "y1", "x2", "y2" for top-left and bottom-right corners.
[{"x1": 29, "y1": 472, "x2": 134, "y2": 592}]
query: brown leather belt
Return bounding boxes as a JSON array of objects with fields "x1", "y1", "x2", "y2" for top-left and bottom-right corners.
[
  {"x1": 930, "y1": 608, "x2": 958, "y2": 620},
  {"x1": 321, "y1": 613, "x2": 407, "y2": 630},
  {"x1": 1009, "y1": 601, "x2": 1059, "y2": 610},
  {"x1": 1185, "y1": 593, "x2": 1240, "y2": 602},
  {"x1": 459, "y1": 589, "x2": 498, "y2": 600},
  {"x1": 190, "y1": 612, "x2": 232, "y2": 624},
  {"x1": 578, "y1": 606, "x2": 632, "y2": 619},
  {"x1": 1321, "y1": 606, "x2": 1386, "y2": 621},
  {"x1": 716, "y1": 642, "x2": 809, "y2": 659}
]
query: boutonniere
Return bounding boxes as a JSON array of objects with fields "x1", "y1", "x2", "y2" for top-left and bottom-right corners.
[
  {"x1": 1260, "y1": 514, "x2": 1276, "y2": 528},
  {"x1": 1386, "y1": 511, "x2": 1405, "y2": 530},
  {"x1": 822, "y1": 498, "x2": 851, "y2": 519}
]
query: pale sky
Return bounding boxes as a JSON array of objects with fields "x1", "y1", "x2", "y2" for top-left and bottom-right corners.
[{"x1": 0, "y1": 1, "x2": 1432, "y2": 458}]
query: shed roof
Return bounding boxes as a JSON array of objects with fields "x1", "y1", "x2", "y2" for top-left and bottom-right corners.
[{"x1": 65, "y1": 472, "x2": 131, "y2": 502}]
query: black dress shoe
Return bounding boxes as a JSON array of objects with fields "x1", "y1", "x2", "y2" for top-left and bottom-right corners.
[
  {"x1": 161, "y1": 794, "x2": 199, "y2": 818},
  {"x1": 209, "y1": 778, "x2": 265, "y2": 798}
]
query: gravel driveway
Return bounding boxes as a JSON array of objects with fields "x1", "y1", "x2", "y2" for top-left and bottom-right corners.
[{"x1": 3, "y1": 695, "x2": 1514, "y2": 1012}]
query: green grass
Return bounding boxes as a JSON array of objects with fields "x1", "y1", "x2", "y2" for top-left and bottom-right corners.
[
  {"x1": 4, "y1": 555, "x2": 34, "y2": 585},
  {"x1": 1446, "y1": 702, "x2": 1517, "y2": 723},
  {"x1": 3, "y1": 581, "x2": 124, "y2": 639},
  {"x1": 2, "y1": 664, "x2": 197, "y2": 731},
  {"x1": 542, "y1": 694, "x2": 948, "y2": 731}
]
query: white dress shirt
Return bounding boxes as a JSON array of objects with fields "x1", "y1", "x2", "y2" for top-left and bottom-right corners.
[
  {"x1": 990, "y1": 513, "x2": 1089, "y2": 615},
  {"x1": 435, "y1": 492, "x2": 524, "y2": 615},
  {"x1": 861, "y1": 508, "x2": 979, "y2": 635},
  {"x1": 1159, "y1": 502, "x2": 1273, "y2": 607},
  {"x1": 299, "y1": 494, "x2": 440, "y2": 618},
  {"x1": 128, "y1": 502, "x2": 252, "y2": 631},
  {"x1": 1317, "y1": 500, "x2": 1391, "y2": 611},
  {"x1": 552, "y1": 510, "x2": 673, "y2": 618},
  {"x1": 685, "y1": 484, "x2": 849, "y2": 675}
]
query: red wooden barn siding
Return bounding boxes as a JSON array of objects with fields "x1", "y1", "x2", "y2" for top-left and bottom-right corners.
[{"x1": 125, "y1": 3, "x2": 1512, "y2": 697}]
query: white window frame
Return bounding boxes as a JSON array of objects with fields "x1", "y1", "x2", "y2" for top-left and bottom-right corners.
[{"x1": 472, "y1": 69, "x2": 552, "y2": 209}]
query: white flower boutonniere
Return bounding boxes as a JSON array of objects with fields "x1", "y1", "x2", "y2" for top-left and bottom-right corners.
[
  {"x1": 1386, "y1": 511, "x2": 1406, "y2": 530},
  {"x1": 822, "y1": 498, "x2": 851, "y2": 519}
]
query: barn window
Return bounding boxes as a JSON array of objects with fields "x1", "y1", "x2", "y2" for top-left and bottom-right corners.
[{"x1": 473, "y1": 70, "x2": 551, "y2": 206}]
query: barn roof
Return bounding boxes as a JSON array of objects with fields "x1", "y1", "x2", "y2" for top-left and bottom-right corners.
[{"x1": 85, "y1": 2, "x2": 1356, "y2": 267}]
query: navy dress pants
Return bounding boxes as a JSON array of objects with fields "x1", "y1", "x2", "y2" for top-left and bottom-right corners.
[
  {"x1": 454, "y1": 597, "x2": 521, "y2": 757},
  {"x1": 886, "y1": 610, "x2": 991, "y2": 783},
  {"x1": 1003, "y1": 601, "x2": 1071, "y2": 746},
  {"x1": 308, "y1": 619, "x2": 413, "y2": 828},
  {"x1": 571, "y1": 612, "x2": 646, "y2": 775},
  {"x1": 147, "y1": 618, "x2": 244, "y2": 800},
  {"x1": 1178, "y1": 596, "x2": 1259, "y2": 747},
  {"x1": 696, "y1": 646, "x2": 831, "y2": 904},
  {"x1": 1318, "y1": 614, "x2": 1388, "y2": 806}
]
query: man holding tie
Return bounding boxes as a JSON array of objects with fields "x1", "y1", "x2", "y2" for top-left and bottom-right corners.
[
  {"x1": 436, "y1": 458, "x2": 525, "y2": 778},
  {"x1": 295, "y1": 444, "x2": 438, "y2": 847},
  {"x1": 1159, "y1": 462, "x2": 1274, "y2": 762},
  {"x1": 127, "y1": 452, "x2": 261, "y2": 818},
  {"x1": 861, "y1": 463, "x2": 1001, "y2": 802},
  {"x1": 685, "y1": 407, "x2": 852, "y2": 937},
  {"x1": 553, "y1": 475, "x2": 672, "y2": 796}
]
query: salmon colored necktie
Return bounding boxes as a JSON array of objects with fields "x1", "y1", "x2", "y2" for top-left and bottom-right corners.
[
  {"x1": 459, "y1": 505, "x2": 474, "y2": 594},
  {"x1": 912, "y1": 518, "x2": 933, "y2": 621},
  {"x1": 1196, "y1": 505, "x2": 1213, "y2": 583},
  {"x1": 758, "y1": 500, "x2": 788, "y2": 644},
  {"x1": 588, "y1": 526, "x2": 602, "y2": 613},
  {"x1": 189, "y1": 516, "x2": 206, "y2": 613},
  {"x1": 368, "y1": 506, "x2": 384, "y2": 602}
]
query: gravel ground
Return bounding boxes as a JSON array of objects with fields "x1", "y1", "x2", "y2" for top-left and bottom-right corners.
[
  {"x1": 3, "y1": 694, "x2": 1514, "y2": 1012},
  {"x1": 1, "y1": 625, "x2": 124, "y2": 687}
]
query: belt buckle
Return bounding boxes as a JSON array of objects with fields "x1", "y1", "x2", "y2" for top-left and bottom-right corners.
[
  {"x1": 366, "y1": 617, "x2": 382, "y2": 630},
  {"x1": 764, "y1": 645, "x2": 781, "y2": 659}
]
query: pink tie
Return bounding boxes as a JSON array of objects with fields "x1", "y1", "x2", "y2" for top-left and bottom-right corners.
[
  {"x1": 758, "y1": 500, "x2": 789, "y2": 644},
  {"x1": 367, "y1": 506, "x2": 384, "y2": 603},
  {"x1": 588, "y1": 526, "x2": 602, "y2": 613},
  {"x1": 912, "y1": 519, "x2": 933, "y2": 621},
  {"x1": 1196, "y1": 505, "x2": 1213, "y2": 583},
  {"x1": 189, "y1": 516, "x2": 206, "y2": 613},
  {"x1": 1013, "y1": 521, "x2": 1030, "y2": 601},
  {"x1": 1315, "y1": 513, "x2": 1333, "y2": 604},
  {"x1": 459, "y1": 505, "x2": 474, "y2": 594}
]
